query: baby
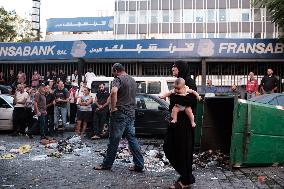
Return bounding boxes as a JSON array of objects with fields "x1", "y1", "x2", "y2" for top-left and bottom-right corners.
[{"x1": 160, "y1": 78, "x2": 201, "y2": 127}]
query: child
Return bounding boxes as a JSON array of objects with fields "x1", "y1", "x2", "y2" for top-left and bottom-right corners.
[{"x1": 160, "y1": 78, "x2": 201, "y2": 127}]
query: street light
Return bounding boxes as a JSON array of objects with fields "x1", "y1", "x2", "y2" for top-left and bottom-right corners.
[{"x1": 32, "y1": 0, "x2": 41, "y2": 41}]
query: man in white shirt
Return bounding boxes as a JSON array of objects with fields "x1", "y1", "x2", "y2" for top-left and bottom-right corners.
[
  {"x1": 71, "y1": 70, "x2": 79, "y2": 85},
  {"x1": 84, "y1": 68, "x2": 96, "y2": 83},
  {"x1": 12, "y1": 84, "x2": 29, "y2": 136}
]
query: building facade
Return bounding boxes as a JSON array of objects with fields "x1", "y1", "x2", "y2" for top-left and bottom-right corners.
[{"x1": 114, "y1": 0, "x2": 279, "y2": 39}]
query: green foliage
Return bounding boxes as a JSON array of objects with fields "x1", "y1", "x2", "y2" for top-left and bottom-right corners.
[
  {"x1": 0, "y1": 6, "x2": 37, "y2": 42},
  {"x1": 253, "y1": 0, "x2": 284, "y2": 35}
]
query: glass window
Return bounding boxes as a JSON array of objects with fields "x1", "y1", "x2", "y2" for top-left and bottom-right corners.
[
  {"x1": 254, "y1": 9, "x2": 261, "y2": 21},
  {"x1": 136, "y1": 81, "x2": 146, "y2": 93},
  {"x1": 139, "y1": 10, "x2": 147, "y2": 24},
  {"x1": 147, "y1": 81, "x2": 161, "y2": 94},
  {"x1": 195, "y1": 10, "x2": 205, "y2": 22},
  {"x1": 167, "y1": 81, "x2": 175, "y2": 90},
  {"x1": 196, "y1": 33, "x2": 204, "y2": 38},
  {"x1": 231, "y1": 33, "x2": 240, "y2": 38},
  {"x1": 139, "y1": 96, "x2": 160, "y2": 110},
  {"x1": 118, "y1": 12, "x2": 127, "y2": 24},
  {"x1": 218, "y1": 33, "x2": 227, "y2": 38},
  {"x1": 242, "y1": 9, "x2": 251, "y2": 21},
  {"x1": 183, "y1": 9, "x2": 194, "y2": 22},
  {"x1": 207, "y1": 33, "x2": 215, "y2": 38},
  {"x1": 163, "y1": 10, "x2": 170, "y2": 23},
  {"x1": 207, "y1": 9, "x2": 216, "y2": 23},
  {"x1": 228, "y1": 9, "x2": 241, "y2": 22},
  {"x1": 266, "y1": 33, "x2": 273, "y2": 38},
  {"x1": 151, "y1": 10, "x2": 159, "y2": 23},
  {"x1": 184, "y1": 33, "x2": 192, "y2": 39},
  {"x1": 128, "y1": 11, "x2": 136, "y2": 23},
  {"x1": 219, "y1": 9, "x2": 226, "y2": 22},
  {"x1": 254, "y1": 33, "x2": 261, "y2": 38},
  {"x1": 241, "y1": 33, "x2": 251, "y2": 38},
  {"x1": 173, "y1": 10, "x2": 181, "y2": 22}
]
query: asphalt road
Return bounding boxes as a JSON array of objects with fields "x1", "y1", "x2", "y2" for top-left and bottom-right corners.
[{"x1": 0, "y1": 133, "x2": 283, "y2": 189}]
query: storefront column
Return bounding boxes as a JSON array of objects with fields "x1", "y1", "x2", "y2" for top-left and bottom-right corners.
[
  {"x1": 78, "y1": 58, "x2": 85, "y2": 84},
  {"x1": 201, "y1": 58, "x2": 207, "y2": 86}
]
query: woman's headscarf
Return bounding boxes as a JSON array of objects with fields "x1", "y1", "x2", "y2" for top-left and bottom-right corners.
[{"x1": 173, "y1": 60, "x2": 197, "y2": 91}]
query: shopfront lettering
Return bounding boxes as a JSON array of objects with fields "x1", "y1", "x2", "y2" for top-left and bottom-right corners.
[
  {"x1": 219, "y1": 43, "x2": 284, "y2": 54},
  {"x1": 0, "y1": 45, "x2": 56, "y2": 57}
]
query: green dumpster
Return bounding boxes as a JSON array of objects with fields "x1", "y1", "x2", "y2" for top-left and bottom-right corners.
[{"x1": 200, "y1": 96, "x2": 284, "y2": 167}]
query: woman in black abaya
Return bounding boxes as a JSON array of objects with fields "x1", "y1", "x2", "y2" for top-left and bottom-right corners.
[{"x1": 164, "y1": 60, "x2": 197, "y2": 188}]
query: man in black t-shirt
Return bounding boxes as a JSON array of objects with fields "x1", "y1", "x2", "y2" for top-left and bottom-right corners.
[
  {"x1": 260, "y1": 69, "x2": 279, "y2": 94},
  {"x1": 91, "y1": 83, "x2": 110, "y2": 139}
]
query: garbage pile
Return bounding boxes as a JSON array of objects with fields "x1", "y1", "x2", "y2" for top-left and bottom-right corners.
[
  {"x1": 98, "y1": 140, "x2": 173, "y2": 172},
  {"x1": 43, "y1": 135, "x2": 91, "y2": 158},
  {"x1": 193, "y1": 150, "x2": 230, "y2": 169}
]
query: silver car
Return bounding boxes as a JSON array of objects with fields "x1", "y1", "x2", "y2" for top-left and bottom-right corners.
[{"x1": 0, "y1": 95, "x2": 14, "y2": 130}]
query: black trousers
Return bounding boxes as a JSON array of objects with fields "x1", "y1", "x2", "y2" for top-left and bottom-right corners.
[
  {"x1": 69, "y1": 103, "x2": 77, "y2": 124},
  {"x1": 93, "y1": 108, "x2": 109, "y2": 135},
  {"x1": 13, "y1": 107, "x2": 28, "y2": 133},
  {"x1": 46, "y1": 111, "x2": 55, "y2": 136}
]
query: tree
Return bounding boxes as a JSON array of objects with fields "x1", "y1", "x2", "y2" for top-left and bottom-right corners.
[
  {"x1": 253, "y1": 0, "x2": 284, "y2": 33},
  {"x1": 0, "y1": 6, "x2": 37, "y2": 42}
]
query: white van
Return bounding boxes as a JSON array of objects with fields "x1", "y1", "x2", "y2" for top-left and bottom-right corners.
[{"x1": 87, "y1": 76, "x2": 176, "y2": 96}]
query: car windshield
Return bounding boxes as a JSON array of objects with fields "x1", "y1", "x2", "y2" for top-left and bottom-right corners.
[{"x1": 1, "y1": 95, "x2": 13, "y2": 105}]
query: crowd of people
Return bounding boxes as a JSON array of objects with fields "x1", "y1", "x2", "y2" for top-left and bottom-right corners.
[
  {"x1": 2, "y1": 67, "x2": 280, "y2": 139},
  {"x1": 7, "y1": 67, "x2": 107, "y2": 140},
  {"x1": 201, "y1": 68, "x2": 279, "y2": 99}
]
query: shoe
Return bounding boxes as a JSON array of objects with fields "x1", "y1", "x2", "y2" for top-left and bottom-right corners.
[
  {"x1": 169, "y1": 181, "x2": 191, "y2": 189},
  {"x1": 93, "y1": 164, "x2": 111, "y2": 171},
  {"x1": 129, "y1": 166, "x2": 144, "y2": 173}
]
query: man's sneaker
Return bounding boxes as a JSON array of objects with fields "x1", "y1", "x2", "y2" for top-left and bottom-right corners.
[{"x1": 128, "y1": 166, "x2": 144, "y2": 173}]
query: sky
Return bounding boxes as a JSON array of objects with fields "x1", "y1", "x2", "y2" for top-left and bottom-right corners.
[{"x1": 0, "y1": 0, "x2": 114, "y2": 34}]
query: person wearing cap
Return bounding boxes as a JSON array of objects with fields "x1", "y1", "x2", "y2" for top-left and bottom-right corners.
[
  {"x1": 84, "y1": 68, "x2": 96, "y2": 83},
  {"x1": 94, "y1": 63, "x2": 144, "y2": 172},
  {"x1": 69, "y1": 82, "x2": 79, "y2": 124}
]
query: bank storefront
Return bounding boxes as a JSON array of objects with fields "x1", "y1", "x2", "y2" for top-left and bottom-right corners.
[{"x1": 0, "y1": 39, "x2": 283, "y2": 91}]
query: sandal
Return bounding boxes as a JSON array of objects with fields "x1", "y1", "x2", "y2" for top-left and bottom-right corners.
[
  {"x1": 93, "y1": 164, "x2": 111, "y2": 171},
  {"x1": 128, "y1": 166, "x2": 144, "y2": 173},
  {"x1": 169, "y1": 181, "x2": 191, "y2": 189}
]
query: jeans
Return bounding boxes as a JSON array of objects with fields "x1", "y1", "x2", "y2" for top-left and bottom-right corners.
[
  {"x1": 247, "y1": 92, "x2": 256, "y2": 99},
  {"x1": 54, "y1": 106, "x2": 68, "y2": 129},
  {"x1": 93, "y1": 108, "x2": 109, "y2": 135},
  {"x1": 102, "y1": 110, "x2": 144, "y2": 169}
]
